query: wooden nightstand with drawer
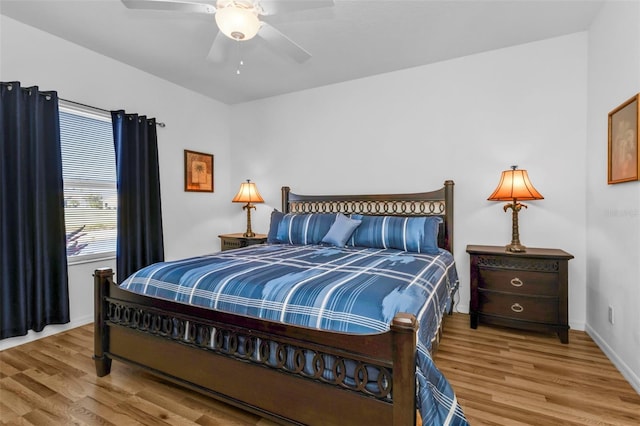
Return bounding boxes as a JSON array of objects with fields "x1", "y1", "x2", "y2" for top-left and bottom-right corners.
[
  {"x1": 467, "y1": 244, "x2": 574, "y2": 343},
  {"x1": 219, "y1": 233, "x2": 267, "y2": 252}
]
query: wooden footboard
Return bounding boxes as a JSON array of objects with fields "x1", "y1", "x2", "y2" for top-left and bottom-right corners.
[{"x1": 93, "y1": 268, "x2": 418, "y2": 426}]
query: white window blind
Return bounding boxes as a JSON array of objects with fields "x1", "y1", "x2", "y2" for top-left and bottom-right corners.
[{"x1": 59, "y1": 101, "x2": 117, "y2": 262}]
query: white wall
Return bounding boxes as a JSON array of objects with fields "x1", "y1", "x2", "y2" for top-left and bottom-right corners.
[
  {"x1": 586, "y1": 1, "x2": 640, "y2": 393},
  {"x1": 0, "y1": 16, "x2": 233, "y2": 350},
  {"x1": 231, "y1": 33, "x2": 589, "y2": 330}
]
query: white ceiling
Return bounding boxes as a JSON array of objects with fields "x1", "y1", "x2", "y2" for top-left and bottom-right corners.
[{"x1": 1, "y1": 0, "x2": 604, "y2": 105}]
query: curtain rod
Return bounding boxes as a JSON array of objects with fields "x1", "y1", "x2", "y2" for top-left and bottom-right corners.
[{"x1": 60, "y1": 97, "x2": 166, "y2": 128}]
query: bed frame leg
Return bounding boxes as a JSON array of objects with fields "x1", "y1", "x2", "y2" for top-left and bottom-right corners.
[
  {"x1": 391, "y1": 313, "x2": 418, "y2": 426},
  {"x1": 93, "y1": 268, "x2": 114, "y2": 377},
  {"x1": 94, "y1": 355, "x2": 112, "y2": 377}
]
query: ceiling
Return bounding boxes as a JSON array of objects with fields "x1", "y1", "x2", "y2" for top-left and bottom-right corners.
[{"x1": 1, "y1": 0, "x2": 604, "y2": 105}]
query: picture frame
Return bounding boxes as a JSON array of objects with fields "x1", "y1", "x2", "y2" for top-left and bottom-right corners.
[
  {"x1": 608, "y1": 94, "x2": 639, "y2": 184},
  {"x1": 184, "y1": 150, "x2": 214, "y2": 192}
]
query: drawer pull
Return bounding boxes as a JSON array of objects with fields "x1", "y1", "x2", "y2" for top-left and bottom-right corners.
[
  {"x1": 510, "y1": 277, "x2": 524, "y2": 287},
  {"x1": 511, "y1": 303, "x2": 524, "y2": 313}
]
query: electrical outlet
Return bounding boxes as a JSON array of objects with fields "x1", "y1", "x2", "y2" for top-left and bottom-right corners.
[{"x1": 608, "y1": 306, "x2": 615, "y2": 325}]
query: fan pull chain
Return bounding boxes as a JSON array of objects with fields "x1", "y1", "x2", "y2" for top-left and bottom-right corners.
[{"x1": 236, "y1": 40, "x2": 244, "y2": 75}]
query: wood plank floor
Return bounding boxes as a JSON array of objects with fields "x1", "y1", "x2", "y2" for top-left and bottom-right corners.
[
  {"x1": 1, "y1": 314, "x2": 638, "y2": 425},
  {"x1": 435, "y1": 314, "x2": 640, "y2": 425}
]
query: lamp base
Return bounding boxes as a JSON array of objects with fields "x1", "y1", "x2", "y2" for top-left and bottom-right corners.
[
  {"x1": 504, "y1": 201, "x2": 527, "y2": 253},
  {"x1": 505, "y1": 243, "x2": 526, "y2": 253},
  {"x1": 242, "y1": 202, "x2": 257, "y2": 238}
]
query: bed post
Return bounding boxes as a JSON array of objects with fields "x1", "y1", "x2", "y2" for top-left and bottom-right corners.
[
  {"x1": 444, "y1": 180, "x2": 454, "y2": 254},
  {"x1": 93, "y1": 268, "x2": 113, "y2": 377},
  {"x1": 391, "y1": 313, "x2": 418, "y2": 426},
  {"x1": 281, "y1": 186, "x2": 291, "y2": 213}
]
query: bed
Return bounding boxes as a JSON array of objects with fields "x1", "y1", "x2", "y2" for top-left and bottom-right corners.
[{"x1": 93, "y1": 180, "x2": 468, "y2": 425}]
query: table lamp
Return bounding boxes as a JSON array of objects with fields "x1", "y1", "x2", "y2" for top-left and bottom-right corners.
[
  {"x1": 487, "y1": 166, "x2": 543, "y2": 253},
  {"x1": 232, "y1": 179, "x2": 264, "y2": 237}
]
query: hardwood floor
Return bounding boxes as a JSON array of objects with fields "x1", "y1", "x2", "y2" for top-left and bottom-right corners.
[
  {"x1": 435, "y1": 314, "x2": 640, "y2": 425},
  {"x1": 1, "y1": 314, "x2": 638, "y2": 425},
  {"x1": 0, "y1": 324, "x2": 279, "y2": 426}
]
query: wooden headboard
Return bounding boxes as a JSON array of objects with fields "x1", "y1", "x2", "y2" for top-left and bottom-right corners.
[{"x1": 281, "y1": 180, "x2": 454, "y2": 253}]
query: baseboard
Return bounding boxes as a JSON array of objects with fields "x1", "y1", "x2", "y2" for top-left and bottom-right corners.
[
  {"x1": 0, "y1": 315, "x2": 93, "y2": 352},
  {"x1": 569, "y1": 320, "x2": 586, "y2": 331},
  {"x1": 586, "y1": 324, "x2": 640, "y2": 395}
]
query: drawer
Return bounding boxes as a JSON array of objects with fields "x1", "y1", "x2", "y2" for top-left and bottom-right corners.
[
  {"x1": 221, "y1": 239, "x2": 245, "y2": 250},
  {"x1": 478, "y1": 268, "x2": 558, "y2": 296},
  {"x1": 219, "y1": 234, "x2": 267, "y2": 252},
  {"x1": 479, "y1": 290, "x2": 559, "y2": 323}
]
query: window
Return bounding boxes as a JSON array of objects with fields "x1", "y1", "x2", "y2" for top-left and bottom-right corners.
[{"x1": 59, "y1": 101, "x2": 117, "y2": 263}]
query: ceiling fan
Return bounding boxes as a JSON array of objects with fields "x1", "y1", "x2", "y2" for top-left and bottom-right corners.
[{"x1": 121, "y1": 0, "x2": 334, "y2": 63}]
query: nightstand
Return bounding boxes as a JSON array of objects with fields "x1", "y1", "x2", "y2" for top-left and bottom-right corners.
[
  {"x1": 219, "y1": 233, "x2": 267, "y2": 251},
  {"x1": 467, "y1": 244, "x2": 574, "y2": 343}
]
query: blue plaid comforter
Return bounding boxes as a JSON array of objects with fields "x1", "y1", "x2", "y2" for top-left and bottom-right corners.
[{"x1": 120, "y1": 243, "x2": 468, "y2": 425}]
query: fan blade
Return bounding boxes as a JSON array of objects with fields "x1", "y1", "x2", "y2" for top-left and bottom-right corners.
[
  {"x1": 258, "y1": 22, "x2": 311, "y2": 63},
  {"x1": 260, "y1": 0, "x2": 334, "y2": 16},
  {"x1": 121, "y1": 0, "x2": 215, "y2": 14},
  {"x1": 206, "y1": 31, "x2": 230, "y2": 63}
]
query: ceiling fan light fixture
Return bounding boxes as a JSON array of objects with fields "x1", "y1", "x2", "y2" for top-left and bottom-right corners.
[{"x1": 215, "y1": 3, "x2": 260, "y2": 41}]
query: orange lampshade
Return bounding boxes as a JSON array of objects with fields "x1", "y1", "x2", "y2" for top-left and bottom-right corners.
[
  {"x1": 233, "y1": 179, "x2": 264, "y2": 238},
  {"x1": 232, "y1": 179, "x2": 264, "y2": 204},
  {"x1": 487, "y1": 166, "x2": 544, "y2": 201}
]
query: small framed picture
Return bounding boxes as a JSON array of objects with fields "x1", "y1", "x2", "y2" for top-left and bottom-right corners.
[
  {"x1": 184, "y1": 150, "x2": 214, "y2": 192},
  {"x1": 608, "y1": 94, "x2": 639, "y2": 184}
]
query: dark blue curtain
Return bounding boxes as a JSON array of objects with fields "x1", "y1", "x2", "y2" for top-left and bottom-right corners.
[
  {"x1": 0, "y1": 81, "x2": 69, "y2": 339},
  {"x1": 112, "y1": 110, "x2": 164, "y2": 282}
]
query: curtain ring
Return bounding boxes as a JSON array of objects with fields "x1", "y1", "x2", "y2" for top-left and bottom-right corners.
[{"x1": 7, "y1": 83, "x2": 13, "y2": 91}]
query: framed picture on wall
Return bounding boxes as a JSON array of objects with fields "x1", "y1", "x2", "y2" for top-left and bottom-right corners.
[
  {"x1": 608, "y1": 93, "x2": 639, "y2": 184},
  {"x1": 184, "y1": 150, "x2": 214, "y2": 192}
]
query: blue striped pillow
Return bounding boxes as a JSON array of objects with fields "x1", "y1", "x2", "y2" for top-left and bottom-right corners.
[
  {"x1": 348, "y1": 215, "x2": 442, "y2": 254},
  {"x1": 276, "y1": 213, "x2": 337, "y2": 245},
  {"x1": 267, "y1": 209, "x2": 285, "y2": 243}
]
